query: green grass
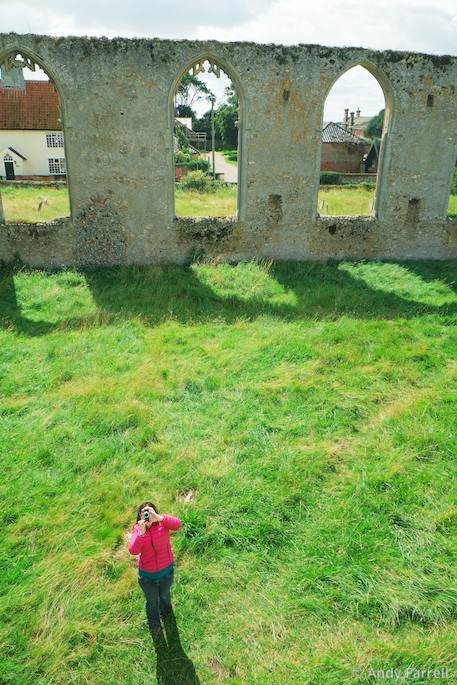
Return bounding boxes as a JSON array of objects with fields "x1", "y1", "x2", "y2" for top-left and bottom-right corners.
[
  {"x1": 222, "y1": 150, "x2": 238, "y2": 166},
  {"x1": 0, "y1": 184, "x2": 70, "y2": 222},
  {"x1": 175, "y1": 185, "x2": 237, "y2": 216},
  {"x1": 318, "y1": 185, "x2": 375, "y2": 216},
  {"x1": 2, "y1": 184, "x2": 455, "y2": 221},
  {"x1": 0, "y1": 259, "x2": 456, "y2": 684},
  {"x1": 175, "y1": 185, "x2": 457, "y2": 218}
]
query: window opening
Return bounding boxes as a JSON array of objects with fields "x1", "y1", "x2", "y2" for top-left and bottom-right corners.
[
  {"x1": 173, "y1": 58, "x2": 239, "y2": 218},
  {"x1": 318, "y1": 66, "x2": 386, "y2": 218},
  {"x1": 0, "y1": 51, "x2": 70, "y2": 223}
]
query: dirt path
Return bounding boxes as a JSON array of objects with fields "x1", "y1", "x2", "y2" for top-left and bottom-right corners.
[{"x1": 207, "y1": 151, "x2": 238, "y2": 183}]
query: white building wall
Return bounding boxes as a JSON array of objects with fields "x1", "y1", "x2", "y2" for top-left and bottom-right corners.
[{"x1": 0, "y1": 130, "x2": 66, "y2": 177}]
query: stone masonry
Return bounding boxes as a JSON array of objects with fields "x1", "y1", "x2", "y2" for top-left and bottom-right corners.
[{"x1": 0, "y1": 34, "x2": 456, "y2": 266}]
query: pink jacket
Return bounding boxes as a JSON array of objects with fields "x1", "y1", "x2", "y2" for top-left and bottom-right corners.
[{"x1": 128, "y1": 515, "x2": 181, "y2": 573}]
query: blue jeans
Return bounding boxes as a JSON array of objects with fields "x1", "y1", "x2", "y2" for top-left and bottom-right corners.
[{"x1": 138, "y1": 570, "x2": 174, "y2": 629}]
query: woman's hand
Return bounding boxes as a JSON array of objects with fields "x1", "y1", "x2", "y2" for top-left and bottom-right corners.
[
  {"x1": 138, "y1": 519, "x2": 147, "y2": 535},
  {"x1": 145, "y1": 507, "x2": 163, "y2": 523}
]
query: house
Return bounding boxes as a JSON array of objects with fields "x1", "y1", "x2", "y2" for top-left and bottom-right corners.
[
  {"x1": 0, "y1": 66, "x2": 65, "y2": 180},
  {"x1": 321, "y1": 122, "x2": 370, "y2": 173},
  {"x1": 341, "y1": 108, "x2": 372, "y2": 139},
  {"x1": 174, "y1": 117, "x2": 207, "y2": 152}
]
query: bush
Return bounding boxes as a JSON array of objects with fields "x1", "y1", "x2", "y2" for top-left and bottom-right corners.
[
  {"x1": 179, "y1": 170, "x2": 215, "y2": 192},
  {"x1": 320, "y1": 171, "x2": 341, "y2": 185},
  {"x1": 187, "y1": 157, "x2": 209, "y2": 173},
  {"x1": 175, "y1": 151, "x2": 190, "y2": 165},
  {"x1": 174, "y1": 125, "x2": 189, "y2": 150},
  {"x1": 174, "y1": 151, "x2": 209, "y2": 173},
  {"x1": 222, "y1": 150, "x2": 238, "y2": 162},
  {"x1": 344, "y1": 182, "x2": 376, "y2": 190}
]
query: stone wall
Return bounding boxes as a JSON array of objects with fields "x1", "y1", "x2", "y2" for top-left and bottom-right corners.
[{"x1": 0, "y1": 34, "x2": 456, "y2": 265}]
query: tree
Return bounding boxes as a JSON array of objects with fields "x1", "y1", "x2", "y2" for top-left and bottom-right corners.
[
  {"x1": 175, "y1": 104, "x2": 196, "y2": 119},
  {"x1": 365, "y1": 109, "x2": 385, "y2": 140},
  {"x1": 193, "y1": 110, "x2": 212, "y2": 137},
  {"x1": 215, "y1": 87, "x2": 239, "y2": 149},
  {"x1": 174, "y1": 72, "x2": 214, "y2": 116}
]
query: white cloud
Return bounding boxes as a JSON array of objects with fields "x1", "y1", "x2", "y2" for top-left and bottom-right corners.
[
  {"x1": 192, "y1": 0, "x2": 457, "y2": 55},
  {"x1": 324, "y1": 67, "x2": 385, "y2": 122},
  {"x1": 1, "y1": 0, "x2": 456, "y2": 55},
  {"x1": 1, "y1": 0, "x2": 454, "y2": 123}
]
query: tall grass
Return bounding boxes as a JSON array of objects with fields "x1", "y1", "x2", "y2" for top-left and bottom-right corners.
[
  {"x1": 0, "y1": 260, "x2": 456, "y2": 685},
  {"x1": 318, "y1": 185, "x2": 375, "y2": 215},
  {"x1": 0, "y1": 184, "x2": 70, "y2": 222},
  {"x1": 175, "y1": 185, "x2": 237, "y2": 217}
]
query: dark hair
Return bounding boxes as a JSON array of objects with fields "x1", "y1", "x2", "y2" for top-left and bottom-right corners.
[{"x1": 136, "y1": 501, "x2": 158, "y2": 522}]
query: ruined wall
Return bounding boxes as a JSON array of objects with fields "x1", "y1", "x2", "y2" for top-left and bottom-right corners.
[{"x1": 0, "y1": 34, "x2": 456, "y2": 265}]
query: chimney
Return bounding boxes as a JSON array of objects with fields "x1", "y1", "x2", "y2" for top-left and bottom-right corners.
[
  {"x1": 350, "y1": 111, "x2": 354, "y2": 126},
  {"x1": 356, "y1": 108, "x2": 361, "y2": 118},
  {"x1": 344, "y1": 108, "x2": 349, "y2": 124}
]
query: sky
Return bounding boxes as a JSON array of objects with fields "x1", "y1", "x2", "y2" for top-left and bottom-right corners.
[{"x1": 1, "y1": 0, "x2": 456, "y2": 121}]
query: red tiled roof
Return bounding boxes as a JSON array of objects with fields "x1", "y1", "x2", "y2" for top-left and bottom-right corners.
[{"x1": 0, "y1": 80, "x2": 62, "y2": 130}]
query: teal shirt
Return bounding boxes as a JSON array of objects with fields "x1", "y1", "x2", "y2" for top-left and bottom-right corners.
[{"x1": 138, "y1": 563, "x2": 174, "y2": 580}]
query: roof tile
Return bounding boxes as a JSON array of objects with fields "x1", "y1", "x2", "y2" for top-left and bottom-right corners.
[
  {"x1": 0, "y1": 80, "x2": 62, "y2": 130},
  {"x1": 323, "y1": 122, "x2": 368, "y2": 144}
]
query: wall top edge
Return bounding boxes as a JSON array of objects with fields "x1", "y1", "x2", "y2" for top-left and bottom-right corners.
[{"x1": 0, "y1": 33, "x2": 455, "y2": 64}]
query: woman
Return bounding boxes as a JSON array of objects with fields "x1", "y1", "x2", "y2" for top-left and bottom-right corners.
[{"x1": 129, "y1": 501, "x2": 181, "y2": 635}]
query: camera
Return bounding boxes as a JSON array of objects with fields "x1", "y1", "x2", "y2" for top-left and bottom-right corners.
[{"x1": 142, "y1": 509, "x2": 150, "y2": 522}]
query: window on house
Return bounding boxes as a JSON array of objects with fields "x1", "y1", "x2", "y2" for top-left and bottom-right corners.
[
  {"x1": 46, "y1": 132, "x2": 64, "y2": 147},
  {"x1": 173, "y1": 58, "x2": 240, "y2": 219},
  {"x1": 48, "y1": 158, "x2": 66, "y2": 175},
  {"x1": 318, "y1": 65, "x2": 386, "y2": 218}
]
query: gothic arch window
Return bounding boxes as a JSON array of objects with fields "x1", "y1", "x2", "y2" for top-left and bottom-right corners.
[
  {"x1": 317, "y1": 64, "x2": 392, "y2": 219},
  {"x1": 0, "y1": 49, "x2": 71, "y2": 222},
  {"x1": 171, "y1": 56, "x2": 242, "y2": 220}
]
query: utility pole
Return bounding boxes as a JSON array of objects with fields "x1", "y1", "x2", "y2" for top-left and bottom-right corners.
[{"x1": 210, "y1": 95, "x2": 216, "y2": 180}]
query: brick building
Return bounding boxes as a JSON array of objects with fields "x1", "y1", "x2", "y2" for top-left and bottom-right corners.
[{"x1": 321, "y1": 122, "x2": 370, "y2": 173}]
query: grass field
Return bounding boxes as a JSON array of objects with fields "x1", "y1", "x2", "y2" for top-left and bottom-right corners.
[
  {"x1": 0, "y1": 184, "x2": 70, "y2": 223},
  {"x1": 1, "y1": 259, "x2": 456, "y2": 685},
  {"x1": 319, "y1": 185, "x2": 375, "y2": 216},
  {"x1": 175, "y1": 185, "x2": 237, "y2": 217},
  {"x1": 1, "y1": 183, "x2": 456, "y2": 220}
]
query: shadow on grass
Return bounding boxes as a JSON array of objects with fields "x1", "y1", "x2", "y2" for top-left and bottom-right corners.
[
  {"x1": 404, "y1": 260, "x2": 457, "y2": 294},
  {"x1": 0, "y1": 265, "x2": 54, "y2": 336},
  {"x1": 1, "y1": 260, "x2": 456, "y2": 336},
  {"x1": 151, "y1": 610, "x2": 200, "y2": 685},
  {"x1": 83, "y1": 261, "x2": 457, "y2": 325}
]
